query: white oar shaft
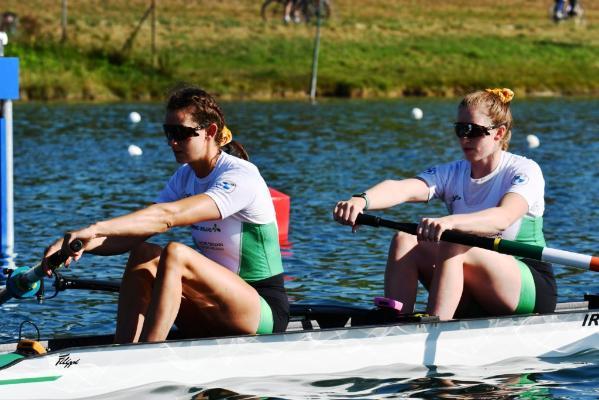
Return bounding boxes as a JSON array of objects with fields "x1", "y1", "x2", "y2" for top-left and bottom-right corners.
[{"x1": 542, "y1": 247, "x2": 598, "y2": 270}]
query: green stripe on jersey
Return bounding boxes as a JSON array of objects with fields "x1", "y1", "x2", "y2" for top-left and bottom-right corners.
[
  {"x1": 515, "y1": 216, "x2": 546, "y2": 247},
  {"x1": 239, "y1": 222, "x2": 284, "y2": 282}
]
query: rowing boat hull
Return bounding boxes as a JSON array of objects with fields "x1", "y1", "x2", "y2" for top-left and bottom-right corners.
[{"x1": 1, "y1": 309, "x2": 597, "y2": 399}]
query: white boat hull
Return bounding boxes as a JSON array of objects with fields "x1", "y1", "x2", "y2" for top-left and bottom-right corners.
[{"x1": 0, "y1": 309, "x2": 597, "y2": 399}]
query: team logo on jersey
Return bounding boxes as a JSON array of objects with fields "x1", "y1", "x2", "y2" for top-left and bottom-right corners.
[
  {"x1": 451, "y1": 194, "x2": 462, "y2": 202},
  {"x1": 215, "y1": 180, "x2": 237, "y2": 193},
  {"x1": 194, "y1": 223, "x2": 221, "y2": 233},
  {"x1": 511, "y1": 174, "x2": 529, "y2": 185},
  {"x1": 423, "y1": 167, "x2": 436, "y2": 175}
]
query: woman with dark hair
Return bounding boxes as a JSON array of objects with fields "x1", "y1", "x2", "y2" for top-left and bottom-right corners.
[{"x1": 43, "y1": 86, "x2": 289, "y2": 342}]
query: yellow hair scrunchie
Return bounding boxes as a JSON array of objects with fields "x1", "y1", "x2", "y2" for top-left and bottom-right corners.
[
  {"x1": 485, "y1": 88, "x2": 514, "y2": 104},
  {"x1": 220, "y1": 126, "x2": 233, "y2": 146}
]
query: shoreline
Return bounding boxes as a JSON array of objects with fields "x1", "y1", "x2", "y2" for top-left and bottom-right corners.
[{"x1": 2, "y1": 0, "x2": 597, "y2": 102}]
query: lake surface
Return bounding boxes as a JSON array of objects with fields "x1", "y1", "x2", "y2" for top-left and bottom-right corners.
[{"x1": 1, "y1": 98, "x2": 598, "y2": 398}]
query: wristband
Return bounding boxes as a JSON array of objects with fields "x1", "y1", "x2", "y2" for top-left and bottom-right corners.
[{"x1": 352, "y1": 192, "x2": 369, "y2": 210}]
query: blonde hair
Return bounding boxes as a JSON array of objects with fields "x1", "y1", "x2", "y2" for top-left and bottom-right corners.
[{"x1": 459, "y1": 88, "x2": 514, "y2": 151}]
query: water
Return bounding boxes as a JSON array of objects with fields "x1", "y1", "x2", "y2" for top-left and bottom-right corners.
[{"x1": 1, "y1": 98, "x2": 598, "y2": 398}]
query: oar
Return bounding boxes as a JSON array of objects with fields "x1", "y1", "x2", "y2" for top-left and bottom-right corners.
[
  {"x1": 356, "y1": 214, "x2": 599, "y2": 271},
  {"x1": 0, "y1": 240, "x2": 83, "y2": 305}
]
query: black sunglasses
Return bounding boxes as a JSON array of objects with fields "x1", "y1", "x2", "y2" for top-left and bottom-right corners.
[
  {"x1": 454, "y1": 122, "x2": 498, "y2": 139},
  {"x1": 162, "y1": 124, "x2": 202, "y2": 142}
]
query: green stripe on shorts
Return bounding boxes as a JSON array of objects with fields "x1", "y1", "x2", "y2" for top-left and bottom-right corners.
[
  {"x1": 256, "y1": 296, "x2": 274, "y2": 334},
  {"x1": 515, "y1": 259, "x2": 536, "y2": 314}
]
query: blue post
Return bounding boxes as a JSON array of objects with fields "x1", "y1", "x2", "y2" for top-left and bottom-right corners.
[{"x1": 0, "y1": 38, "x2": 20, "y2": 284}]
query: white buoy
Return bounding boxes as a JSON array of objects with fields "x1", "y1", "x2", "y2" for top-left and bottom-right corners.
[
  {"x1": 411, "y1": 107, "x2": 423, "y2": 120},
  {"x1": 128, "y1": 111, "x2": 141, "y2": 124},
  {"x1": 526, "y1": 134, "x2": 540, "y2": 149},
  {"x1": 127, "y1": 144, "x2": 143, "y2": 156}
]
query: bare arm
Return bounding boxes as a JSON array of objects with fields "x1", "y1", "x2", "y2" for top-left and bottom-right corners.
[
  {"x1": 89, "y1": 194, "x2": 220, "y2": 239},
  {"x1": 418, "y1": 192, "x2": 529, "y2": 241},
  {"x1": 84, "y1": 236, "x2": 150, "y2": 256},
  {"x1": 47, "y1": 194, "x2": 220, "y2": 263},
  {"x1": 363, "y1": 178, "x2": 430, "y2": 210},
  {"x1": 333, "y1": 178, "x2": 430, "y2": 227}
]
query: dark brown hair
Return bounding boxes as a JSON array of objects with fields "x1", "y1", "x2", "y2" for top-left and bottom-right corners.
[{"x1": 166, "y1": 86, "x2": 249, "y2": 160}]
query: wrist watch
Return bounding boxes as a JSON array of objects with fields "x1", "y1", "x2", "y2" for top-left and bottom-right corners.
[{"x1": 352, "y1": 192, "x2": 369, "y2": 210}]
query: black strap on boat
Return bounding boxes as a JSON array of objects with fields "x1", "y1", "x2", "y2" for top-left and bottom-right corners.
[{"x1": 18, "y1": 321, "x2": 41, "y2": 342}]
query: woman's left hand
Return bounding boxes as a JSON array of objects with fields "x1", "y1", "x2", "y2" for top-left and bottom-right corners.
[{"x1": 416, "y1": 217, "x2": 454, "y2": 242}]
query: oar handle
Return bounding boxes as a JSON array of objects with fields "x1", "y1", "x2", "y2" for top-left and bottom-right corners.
[
  {"x1": 356, "y1": 214, "x2": 496, "y2": 250},
  {"x1": 21, "y1": 240, "x2": 84, "y2": 284},
  {"x1": 0, "y1": 240, "x2": 83, "y2": 304}
]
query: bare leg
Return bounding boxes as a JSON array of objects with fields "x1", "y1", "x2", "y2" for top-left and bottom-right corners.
[
  {"x1": 384, "y1": 232, "x2": 436, "y2": 312},
  {"x1": 427, "y1": 242, "x2": 522, "y2": 320},
  {"x1": 114, "y1": 242, "x2": 162, "y2": 343},
  {"x1": 426, "y1": 243, "x2": 465, "y2": 320},
  {"x1": 139, "y1": 242, "x2": 262, "y2": 342},
  {"x1": 284, "y1": 0, "x2": 293, "y2": 22}
]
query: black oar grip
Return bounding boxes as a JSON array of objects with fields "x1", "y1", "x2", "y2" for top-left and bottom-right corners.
[
  {"x1": 355, "y1": 213, "x2": 381, "y2": 227},
  {"x1": 357, "y1": 214, "x2": 496, "y2": 251},
  {"x1": 46, "y1": 239, "x2": 84, "y2": 269}
]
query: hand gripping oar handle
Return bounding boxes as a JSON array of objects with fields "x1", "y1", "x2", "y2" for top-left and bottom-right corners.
[
  {"x1": 0, "y1": 240, "x2": 83, "y2": 304},
  {"x1": 356, "y1": 214, "x2": 599, "y2": 271}
]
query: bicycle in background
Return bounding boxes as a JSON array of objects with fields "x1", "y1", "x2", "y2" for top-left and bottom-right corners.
[{"x1": 261, "y1": 0, "x2": 331, "y2": 23}]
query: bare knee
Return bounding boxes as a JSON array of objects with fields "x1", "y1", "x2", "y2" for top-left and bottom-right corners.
[
  {"x1": 128, "y1": 242, "x2": 162, "y2": 266},
  {"x1": 157, "y1": 241, "x2": 194, "y2": 278},
  {"x1": 436, "y1": 241, "x2": 468, "y2": 261},
  {"x1": 160, "y1": 241, "x2": 188, "y2": 263},
  {"x1": 389, "y1": 231, "x2": 417, "y2": 258}
]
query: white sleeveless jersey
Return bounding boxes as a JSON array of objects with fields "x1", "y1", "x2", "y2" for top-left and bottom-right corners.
[
  {"x1": 416, "y1": 151, "x2": 546, "y2": 244},
  {"x1": 156, "y1": 152, "x2": 283, "y2": 281}
]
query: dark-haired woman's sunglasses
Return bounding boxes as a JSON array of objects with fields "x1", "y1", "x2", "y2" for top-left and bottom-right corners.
[
  {"x1": 454, "y1": 122, "x2": 497, "y2": 139},
  {"x1": 163, "y1": 124, "x2": 201, "y2": 142}
]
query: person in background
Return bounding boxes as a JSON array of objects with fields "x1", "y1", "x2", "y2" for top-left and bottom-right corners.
[
  {"x1": 284, "y1": 0, "x2": 300, "y2": 23},
  {"x1": 333, "y1": 88, "x2": 557, "y2": 320},
  {"x1": 553, "y1": 0, "x2": 581, "y2": 22},
  {"x1": 43, "y1": 86, "x2": 289, "y2": 342}
]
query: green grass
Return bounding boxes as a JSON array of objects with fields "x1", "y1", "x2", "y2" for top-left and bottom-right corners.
[{"x1": 2, "y1": 0, "x2": 598, "y2": 100}]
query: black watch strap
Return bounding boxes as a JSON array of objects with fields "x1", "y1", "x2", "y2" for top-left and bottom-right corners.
[{"x1": 351, "y1": 192, "x2": 369, "y2": 210}]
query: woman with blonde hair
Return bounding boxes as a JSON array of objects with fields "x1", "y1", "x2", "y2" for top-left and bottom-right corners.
[{"x1": 333, "y1": 88, "x2": 556, "y2": 320}]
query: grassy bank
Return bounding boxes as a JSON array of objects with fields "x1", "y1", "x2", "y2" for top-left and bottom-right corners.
[{"x1": 2, "y1": 0, "x2": 598, "y2": 100}]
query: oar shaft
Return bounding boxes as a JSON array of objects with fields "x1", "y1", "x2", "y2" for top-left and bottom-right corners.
[
  {"x1": 356, "y1": 214, "x2": 598, "y2": 270},
  {"x1": 541, "y1": 247, "x2": 599, "y2": 271}
]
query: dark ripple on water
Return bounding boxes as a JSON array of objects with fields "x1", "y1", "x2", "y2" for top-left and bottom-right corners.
[{"x1": 1, "y1": 99, "x2": 597, "y2": 397}]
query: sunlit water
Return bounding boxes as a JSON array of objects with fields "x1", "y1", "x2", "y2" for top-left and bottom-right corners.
[{"x1": 1, "y1": 98, "x2": 598, "y2": 398}]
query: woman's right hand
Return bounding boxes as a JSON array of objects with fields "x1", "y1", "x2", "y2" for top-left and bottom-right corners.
[
  {"x1": 333, "y1": 197, "x2": 367, "y2": 232},
  {"x1": 42, "y1": 226, "x2": 95, "y2": 276}
]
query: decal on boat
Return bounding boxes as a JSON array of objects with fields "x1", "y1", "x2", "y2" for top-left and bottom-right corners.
[
  {"x1": 55, "y1": 354, "x2": 80, "y2": 368},
  {"x1": 582, "y1": 313, "x2": 599, "y2": 327}
]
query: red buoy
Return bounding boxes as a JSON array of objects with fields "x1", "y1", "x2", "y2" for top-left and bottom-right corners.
[{"x1": 269, "y1": 187, "x2": 290, "y2": 246}]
